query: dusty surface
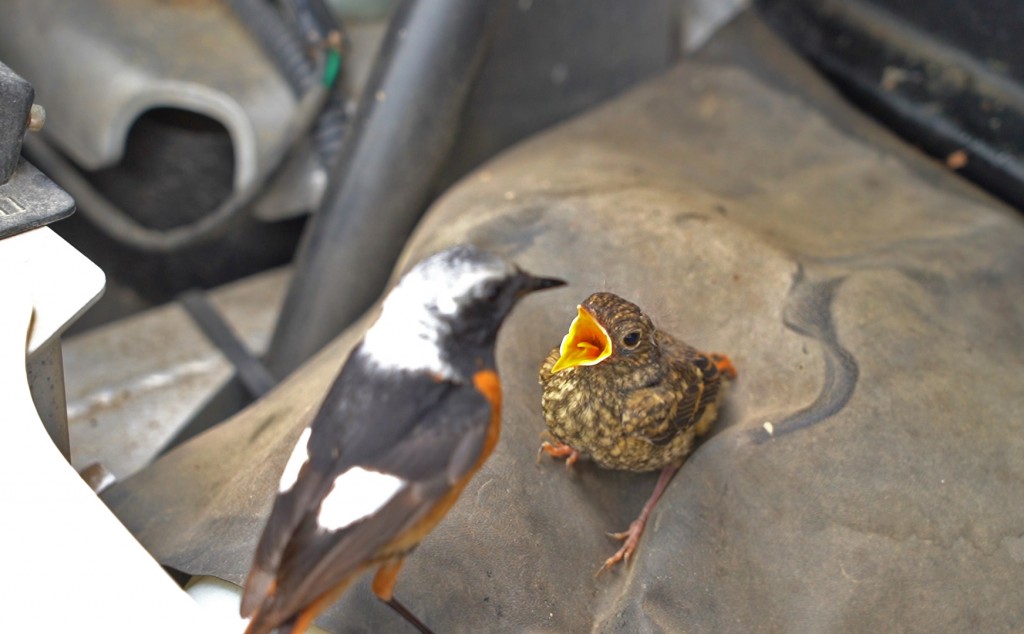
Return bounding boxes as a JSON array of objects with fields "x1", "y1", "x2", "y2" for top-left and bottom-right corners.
[
  {"x1": 64, "y1": 267, "x2": 289, "y2": 478},
  {"x1": 106, "y1": 15, "x2": 1024, "y2": 632}
]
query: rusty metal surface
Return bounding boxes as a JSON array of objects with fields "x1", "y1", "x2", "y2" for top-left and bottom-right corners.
[
  {"x1": 106, "y1": 14, "x2": 1024, "y2": 632},
  {"x1": 63, "y1": 267, "x2": 289, "y2": 479}
]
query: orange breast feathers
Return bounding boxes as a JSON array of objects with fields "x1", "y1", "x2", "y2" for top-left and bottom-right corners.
[{"x1": 472, "y1": 369, "x2": 502, "y2": 466}]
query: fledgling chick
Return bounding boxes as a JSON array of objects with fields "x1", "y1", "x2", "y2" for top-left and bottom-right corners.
[
  {"x1": 242, "y1": 245, "x2": 564, "y2": 634},
  {"x1": 538, "y1": 291, "x2": 736, "y2": 574}
]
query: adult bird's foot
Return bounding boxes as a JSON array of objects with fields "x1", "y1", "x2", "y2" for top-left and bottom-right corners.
[
  {"x1": 537, "y1": 436, "x2": 580, "y2": 471},
  {"x1": 597, "y1": 518, "x2": 646, "y2": 575}
]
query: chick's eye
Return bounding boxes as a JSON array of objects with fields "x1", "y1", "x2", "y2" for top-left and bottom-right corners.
[{"x1": 622, "y1": 331, "x2": 641, "y2": 348}]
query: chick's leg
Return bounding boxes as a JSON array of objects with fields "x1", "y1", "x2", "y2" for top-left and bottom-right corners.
[
  {"x1": 598, "y1": 464, "x2": 680, "y2": 575},
  {"x1": 709, "y1": 353, "x2": 738, "y2": 379},
  {"x1": 537, "y1": 433, "x2": 580, "y2": 470}
]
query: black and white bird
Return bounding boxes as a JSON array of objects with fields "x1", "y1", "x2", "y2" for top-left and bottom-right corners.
[{"x1": 241, "y1": 245, "x2": 565, "y2": 634}]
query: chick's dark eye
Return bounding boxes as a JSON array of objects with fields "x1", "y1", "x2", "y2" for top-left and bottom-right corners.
[{"x1": 622, "y1": 331, "x2": 641, "y2": 348}]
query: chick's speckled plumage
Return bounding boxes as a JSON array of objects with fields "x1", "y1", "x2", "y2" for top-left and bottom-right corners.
[{"x1": 539, "y1": 292, "x2": 730, "y2": 472}]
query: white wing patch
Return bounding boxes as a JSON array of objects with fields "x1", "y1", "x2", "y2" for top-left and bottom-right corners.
[
  {"x1": 278, "y1": 427, "x2": 312, "y2": 493},
  {"x1": 316, "y1": 467, "x2": 406, "y2": 531}
]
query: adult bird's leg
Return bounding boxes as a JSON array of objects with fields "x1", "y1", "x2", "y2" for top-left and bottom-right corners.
[
  {"x1": 598, "y1": 463, "x2": 680, "y2": 575},
  {"x1": 372, "y1": 558, "x2": 434, "y2": 634}
]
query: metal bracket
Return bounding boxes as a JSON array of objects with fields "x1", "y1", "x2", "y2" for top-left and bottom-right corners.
[{"x1": 0, "y1": 159, "x2": 76, "y2": 240}]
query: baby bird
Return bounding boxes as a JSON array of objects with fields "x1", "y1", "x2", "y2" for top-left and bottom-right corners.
[{"x1": 538, "y1": 292, "x2": 736, "y2": 573}]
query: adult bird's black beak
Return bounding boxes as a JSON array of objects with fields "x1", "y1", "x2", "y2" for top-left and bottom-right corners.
[
  {"x1": 518, "y1": 273, "x2": 567, "y2": 295},
  {"x1": 520, "y1": 268, "x2": 569, "y2": 292}
]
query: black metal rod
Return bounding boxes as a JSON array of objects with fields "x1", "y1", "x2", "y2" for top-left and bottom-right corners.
[
  {"x1": 179, "y1": 290, "x2": 277, "y2": 399},
  {"x1": 265, "y1": 0, "x2": 507, "y2": 378}
]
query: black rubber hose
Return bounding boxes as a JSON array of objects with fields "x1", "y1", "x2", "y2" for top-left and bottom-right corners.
[
  {"x1": 265, "y1": 0, "x2": 509, "y2": 377},
  {"x1": 228, "y1": 0, "x2": 318, "y2": 95},
  {"x1": 280, "y1": 0, "x2": 339, "y2": 44},
  {"x1": 228, "y1": 0, "x2": 346, "y2": 167}
]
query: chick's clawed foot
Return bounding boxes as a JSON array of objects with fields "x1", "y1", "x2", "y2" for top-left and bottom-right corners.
[
  {"x1": 537, "y1": 436, "x2": 580, "y2": 471},
  {"x1": 594, "y1": 463, "x2": 680, "y2": 576},
  {"x1": 597, "y1": 518, "x2": 647, "y2": 576},
  {"x1": 708, "y1": 352, "x2": 738, "y2": 380}
]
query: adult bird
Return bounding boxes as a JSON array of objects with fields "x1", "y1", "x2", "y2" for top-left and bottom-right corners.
[
  {"x1": 538, "y1": 291, "x2": 736, "y2": 574},
  {"x1": 242, "y1": 245, "x2": 564, "y2": 633}
]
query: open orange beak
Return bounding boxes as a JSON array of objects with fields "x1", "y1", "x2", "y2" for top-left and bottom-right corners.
[{"x1": 550, "y1": 305, "x2": 613, "y2": 373}]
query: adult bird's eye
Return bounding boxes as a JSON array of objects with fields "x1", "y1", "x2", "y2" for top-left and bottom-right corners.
[
  {"x1": 622, "y1": 331, "x2": 641, "y2": 348},
  {"x1": 484, "y1": 284, "x2": 502, "y2": 302}
]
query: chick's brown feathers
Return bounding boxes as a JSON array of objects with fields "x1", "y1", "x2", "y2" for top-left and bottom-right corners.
[
  {"x1": 538, "y1": 291, "x2": 736, "y2": 572},
  {"x1": 539, "y1": 292, "x2": 731, "y2": 473}
]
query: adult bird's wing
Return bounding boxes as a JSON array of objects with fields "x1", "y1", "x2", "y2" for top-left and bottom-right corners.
[{"x1": 243, "y1": 358, "x2": 492, "y2": 631}]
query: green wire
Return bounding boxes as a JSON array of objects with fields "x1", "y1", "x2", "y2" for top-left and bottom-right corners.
[{"x1": 323, "y1": 49, "x2": 341, "y2": 88}]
